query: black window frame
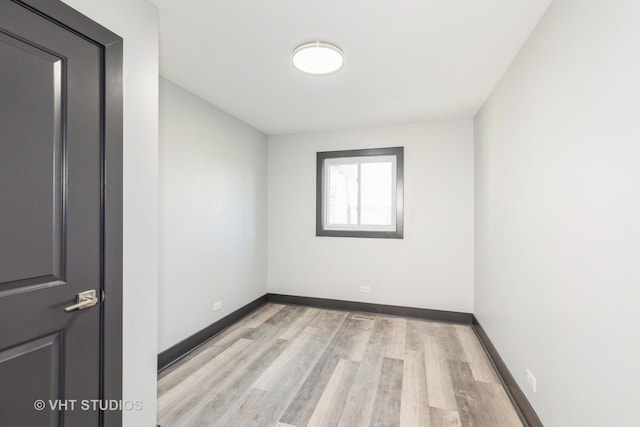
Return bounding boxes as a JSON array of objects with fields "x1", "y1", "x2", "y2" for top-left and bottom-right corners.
[{"x1": 316, "y1": 146, "x2": 404, "y2": 239}]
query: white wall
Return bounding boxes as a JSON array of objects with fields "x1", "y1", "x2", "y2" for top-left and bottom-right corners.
[
  {"x1": 158, "y1": 78, "x2": 268, "y2": 351},
  {"x1": 60, "y1": 0, "x2": 159, "y2": 425},
  {"x1": 268, "y1": 120, "x2": 474, "y2": 312},
  {"x1": 474, "y1": 0, "x2": 640, "y2": 425}
]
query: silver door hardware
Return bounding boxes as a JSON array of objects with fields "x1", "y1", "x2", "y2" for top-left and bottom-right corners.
[{"x1": 64, "y1": 290, "x2": 99, "y2": 312}]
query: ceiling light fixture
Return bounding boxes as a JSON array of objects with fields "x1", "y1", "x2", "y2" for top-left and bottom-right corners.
[{"x1": 292, "y1": 41, "x2": 344, "y2": 75}]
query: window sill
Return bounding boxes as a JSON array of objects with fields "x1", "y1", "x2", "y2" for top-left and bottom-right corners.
[{"x1": 316, "y1": 228, "x2": 403, "y2": 239}]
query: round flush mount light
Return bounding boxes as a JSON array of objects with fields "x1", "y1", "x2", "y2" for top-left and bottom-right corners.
[{"x1": 292, "y1": 41, "x2": 344, "y2": 75}]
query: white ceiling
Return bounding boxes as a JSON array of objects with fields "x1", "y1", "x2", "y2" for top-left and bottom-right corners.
[{"x1": 151, "y1": 0, "x2": 551, "y2": 135}]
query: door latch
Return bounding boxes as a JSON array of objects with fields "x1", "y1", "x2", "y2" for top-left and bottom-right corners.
[{"x1": 64, "y1": 290, "x2": 99, "y2": 312}]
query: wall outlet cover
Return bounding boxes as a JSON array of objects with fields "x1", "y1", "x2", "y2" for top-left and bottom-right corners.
[{"x1": 526, "y1": 369, "x2": 537, "y2": 393}]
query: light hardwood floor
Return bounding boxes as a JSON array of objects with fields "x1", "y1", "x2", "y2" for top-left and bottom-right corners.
[{"x1": 158, "y1": 303, "x2": 523, "y2": 427}]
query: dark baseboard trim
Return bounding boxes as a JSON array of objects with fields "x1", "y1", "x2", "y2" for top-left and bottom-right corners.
[
  {"x1": 266, "y1": 293, "x2": 473, "y2": 324},
  {"x1": 472, "y1": 316, "x2": 544, "y2": 427},
  {"x1": 157, "y1": 294, "x2": 268, "y2": 372}
]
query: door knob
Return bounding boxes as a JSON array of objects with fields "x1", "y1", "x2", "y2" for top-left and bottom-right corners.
[{"x1": 64, "y1": 290, "x2": 98, "y2": 312}]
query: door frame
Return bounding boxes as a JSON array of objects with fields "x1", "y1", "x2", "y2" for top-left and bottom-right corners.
[{"x1": 12, "y1": 1, "x2": 124, "y2": 425}]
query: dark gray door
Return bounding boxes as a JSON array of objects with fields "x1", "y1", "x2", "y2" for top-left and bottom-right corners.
[{"x1": 0, "y1": 1, "x2": 108, "y2": 426}]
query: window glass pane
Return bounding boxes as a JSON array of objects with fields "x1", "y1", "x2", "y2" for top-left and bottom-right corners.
[
  {"x1": 328, "y1": 163, "x2": 358, "y2": 225},
  {"x1": 360, "y1": 161, "x2": 393, "y2": 225}
]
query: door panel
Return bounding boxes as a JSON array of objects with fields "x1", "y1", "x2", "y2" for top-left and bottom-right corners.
[
  {"x1": 0, "y1": 333, "x2": 62, "y2": 427},
  {"x1": 0, "y1": 31, "x2": 64, "y2": 292},
  {"x1": 0, "y1": 1, "x2": 105, "y2": 425}
]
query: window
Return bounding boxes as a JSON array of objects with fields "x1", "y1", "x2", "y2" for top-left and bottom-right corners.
[{"x1": 316, "y1": 147, "x2": 404, "y2": 238}]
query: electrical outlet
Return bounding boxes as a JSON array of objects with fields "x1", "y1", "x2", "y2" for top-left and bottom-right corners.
[
  {"x1": 526, "y1": 369, "x2": 536, "y2": 393},
  {"x1": 360, "y1": 285, "x2": 371, "y2": 293},
  {"x1": 213, "y1": 301, "x2": 222, "y2": 311}
]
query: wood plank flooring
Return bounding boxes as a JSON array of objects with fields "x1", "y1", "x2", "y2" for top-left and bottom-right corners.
[{"x1": 158, "y1": 304, "x2": 522, "y2": 427}]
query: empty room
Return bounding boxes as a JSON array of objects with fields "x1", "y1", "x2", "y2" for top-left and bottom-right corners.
[{"x1": 0, "y1": 0, "x2": 638, "y2": 426}]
